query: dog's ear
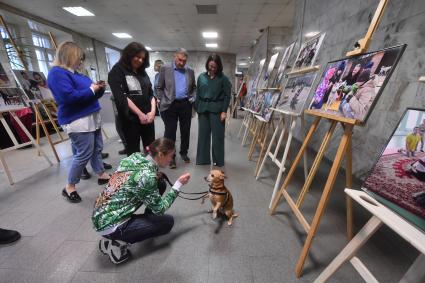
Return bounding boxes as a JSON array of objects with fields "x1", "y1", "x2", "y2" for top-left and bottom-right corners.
[{"x1": 221, "y1": 170, "x2": 227, "y2": 179}]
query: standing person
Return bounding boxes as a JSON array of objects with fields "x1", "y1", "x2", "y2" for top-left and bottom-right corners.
[
  {"x1": 108, "y1": 42, "x2": 156, "y2": 156},
  {"x1": 153, "y1": 59, "x2": 164, "y2": 117},
  {"x1": 92, "y1": 138, "x2": 191, "y2": 264},
  {"x1": 156, "y1": 48, "x2": 196, "y2": 169},
  {"x1": 195, "y1": 54, "x2": 231, "y2": 167},
  {"x1": 47, "y1": 41, "x2": 110, "y2": 203},
  {"x1": 398, "y1": 127, "x2": 422, "y2": 157}
]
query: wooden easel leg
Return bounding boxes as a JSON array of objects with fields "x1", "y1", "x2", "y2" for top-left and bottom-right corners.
[
  {"x1": 269, "y1": 116, "x2": 296, "y2": 208},
  {"x1": 102, "y1": 127, "x2": 109, "y2": 140},
  {"x1": 256, "y1": 116, "x2": 284, "y2": 179},
  {"x1": 296, "y1": 121, "x2": 338, "y2": 208},
  {"x1": 295, "y1": 124, "x2": 354, "y2": 277},
  {"x1": 255, "y1": 122, "x2": 271, "y2": 174},
  {"x1": 34, "y1": 104, "x2": 60, "y2": 162},
  {"x1": 301, "y1": 114, "x2": 309, "y2": 180},
  {"x1": 313, "y1": 216, "x2": 382, "y2": 283},
  {"x1": 35, "y1": 107, "x2": 41, "y2": 156},
  {"x1": 242, "y1": 113, "x2": 252, "y2": 146},
  {"x1": 237, "y1": 112, "x2": 248, "y2": 138},
  {"x1": 346, "y1": 136, "x2": 353, "y2": 240},
  {"x1": 269, "y1": 117, "x2": 321, "y2": 214},
  {"x1": 40, "y1": 102, "x2": 64, "y2": 141},
  {"x1": 10, "y1": 112, "x2": 52, "y2": 166},
  {"x1": 0, "y1": 113, "x2": 15, "y2": 185},
  {"x1": 399, "y1": 254, "x2": 425, "y2": 283},
  {"x1": 248, "y1": 120, "x2": 261, "y2": 159}
]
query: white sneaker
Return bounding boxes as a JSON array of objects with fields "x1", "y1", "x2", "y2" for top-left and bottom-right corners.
[
  {"x1": 98, "y1": 237, "x2": 111, "y2": 255},
  {"x1": 107, "y1": 239, "x2": 130, "y2": 264}
]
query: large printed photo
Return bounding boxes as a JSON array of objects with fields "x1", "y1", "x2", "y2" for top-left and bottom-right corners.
[
  {"x1": 275, "y1": 73, "x2": 316, "y2": 115},
  {"x1": 309, "y1": 44, "x2": 406, "y2": 123},
  {"x1": 292, "y1": 33, "x2": 325, "y2": 72},
  {"x1": 14, "y1": 70, "x2": 54, "y2": 102},
  {"x1": 363, "y1": 108, "x2": 425, "y2": 230}
]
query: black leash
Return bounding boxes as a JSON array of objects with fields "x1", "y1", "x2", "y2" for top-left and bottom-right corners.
[{"x1": 157, "y1": 172, "x2": 209, "y2": 200}]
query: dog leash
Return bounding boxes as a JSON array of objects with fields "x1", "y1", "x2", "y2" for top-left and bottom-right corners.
[{"x1": 158, "y1": 172, "x2": 209, "y2": 200}]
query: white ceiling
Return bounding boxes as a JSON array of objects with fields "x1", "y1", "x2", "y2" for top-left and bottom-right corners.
[{"x1": 2, "y1": 0, "x2": 294, "y2": 59}]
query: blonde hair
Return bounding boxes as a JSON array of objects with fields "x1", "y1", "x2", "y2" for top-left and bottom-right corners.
[{"x1": 52, "y1": 41, "x2": 84, "y2": 70}]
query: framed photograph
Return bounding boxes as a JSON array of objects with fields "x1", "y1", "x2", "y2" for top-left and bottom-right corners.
[
  {"x1": 292, "y1": 33, "x2": 326, "y2": 72},
  {"x1": 260, "y1": 90, "x2": 281, "y2": 122},
  {"x1": 0, "y1": 62, "x2": 16, "y2": 89},
  {"x1": 13, "y1": 70, "x2": 54, "y2": 102},
  {"x1": 275, "y1": 73, "x2": 317, "y2": 116},
  {"x1": 363, "y1": 108, "x2": 425, "y2": 230},
  {"x1": 258, "y1": 52, "x2": 279, "y2": 89},
  {"x1": 0, "y1": 88, "x2": 26, "y2": 112},
  {"x1": 309, "y1": 44, "x2": 406, "y2": 124},
  {"x1": 270, "y1": 41, "x2": 296, "y2": 88},
  {"x1": 245, "y1": 58, "x2": 266, "y2": 111}
]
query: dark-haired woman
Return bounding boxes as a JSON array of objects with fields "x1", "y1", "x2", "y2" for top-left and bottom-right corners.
[
  {"x1": 92, "y1": 138, "x2": 191, "y2": 264},
  {"x1": 195, "y1": 54, "x2": 231, "y2": 167},
  {"x1": 108, "y1": 42, "x2": 156, "y2": 156}
]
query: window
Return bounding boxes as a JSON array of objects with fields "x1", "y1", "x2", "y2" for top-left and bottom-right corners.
[
  {"x1": 0, "y1": 26, "x2": 25, "y2": 69},
  {"x1": 32, "y1": 32, "x2": 55, "y2": 76}
]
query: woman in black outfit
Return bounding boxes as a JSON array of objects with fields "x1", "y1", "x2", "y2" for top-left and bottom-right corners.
[{"x1": 108, "y1": 42, "x2": 156, "y2": 156}]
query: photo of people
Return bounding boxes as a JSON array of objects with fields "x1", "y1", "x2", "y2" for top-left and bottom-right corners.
[
  {"x1": 250, "y1": 91, "x2": 266, "y2": 114},
  {"x1": 0, "y1": 61, "x2": 16, "y2": 89},
  {"x1": 292, "y1": 33, "x2": 325, "y2": 72},
  {"x1": 245, "y1": 58, "x2": 266, "y2": 111},
  {"x1": 0, "y1": 88, "x2": 26, "y2": 112},
  {"x1": 260, "y1": 90, "x2": 281, "y2": 122},
  {"x1": 270, "y1": 42, "x2": 295, "y2": 88},
  {"x1": 14, "y1": 70, "x2": 54, "y2": 102},
  {"x1": 258, "y1": 52, "x2": 279, "y2": 89},
  {"x1": 309, "y1": 44, "x2": 406, "y2": 123},
  {"x1": 275, "y1": 73, "x2": 316, "y2": 115},
  {"x1": 363, "y1": 108, "x2": 425, "y2": 228}
]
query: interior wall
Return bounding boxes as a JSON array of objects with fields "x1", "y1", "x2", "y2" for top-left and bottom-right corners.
[{"x1": 288, "y1": 0, "x2": 425, "y2": 179}]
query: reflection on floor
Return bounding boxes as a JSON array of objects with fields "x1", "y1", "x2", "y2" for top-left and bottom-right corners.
[{"x1": 0, "y1": 118, "x2": 418, "y2": 283}]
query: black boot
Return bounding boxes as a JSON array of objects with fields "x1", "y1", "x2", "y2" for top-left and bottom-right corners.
[
  {"x1": 0, "y1": 228, "x2": 21, "y2": 245},
  {"x1": 81, "y1": 167, "x2": 91, "y2": 180}
]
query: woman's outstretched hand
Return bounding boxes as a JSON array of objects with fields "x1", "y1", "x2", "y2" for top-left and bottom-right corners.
[{"x1": 178, "y1": 173, "x2": 191, "y2": 185}]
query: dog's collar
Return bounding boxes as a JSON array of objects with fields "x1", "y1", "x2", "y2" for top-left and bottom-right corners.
[{"x1": 208, "y1": 185, "x2": 228, "y2": 196}]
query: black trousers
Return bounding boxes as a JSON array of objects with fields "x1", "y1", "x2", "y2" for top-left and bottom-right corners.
[
  {"x1": 123, "y1": 120, "x2": 155, "y2": 156},
  {"x1": 161, "y1": 99, "x2": 192, "y2": 156},
  {"x1": 112, "y1": 100, "x2": 127, "y2": 148}
]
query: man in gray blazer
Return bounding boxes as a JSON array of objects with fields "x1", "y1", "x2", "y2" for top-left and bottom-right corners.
[{"x1": 156, "y1": 48, "x2": 196, "y2": 168}]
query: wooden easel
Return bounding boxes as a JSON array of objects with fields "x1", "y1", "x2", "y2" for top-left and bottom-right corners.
[
  {"x1": 0, "y1": 109, "x2": 52, "y2": 185},
  {"x1": 1, "y1": 15, "x2": 68, "y2": 163},
  {"x1": 268, "y1": 0, "x2": 389, "y2": 277},
  {"x1": 256, "y1": 110, "x2": 309, "y2": 208},
  {"x1": 314, "y1": 189, "x2": 425, "y2": 283},
  {"x1": 247, "y1": 114, "x2": 274, "y2": 165},
  {"x1": 269, "y1": 110, "x2": 358, "y2": 277}
]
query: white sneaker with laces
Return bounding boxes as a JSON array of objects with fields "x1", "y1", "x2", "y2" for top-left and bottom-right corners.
[{"x1": 106, "y1": 239, "x2": 130, "y2": 264}]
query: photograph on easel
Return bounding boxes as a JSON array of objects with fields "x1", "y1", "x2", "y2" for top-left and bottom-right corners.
[
  {"x1": 250, "y1": 91, "x2": 266, "y2": 114},
  {"x1": 0, "y1": 61, "x2": 16, "y2": 89},
  {"x1": 270, "y1": 41, "x2": 296, "y2": 88},
  {"x1": 0, "y1": 88, "x2": 26, "y2": 112},
  {"x1": 309, "y1": 44, "x2": 406, "y2": 123},
  {"x1": 245, "y1": 58, "x2": 266, "y2": 111},
  {"x1": 258, "y1": 52, "x2": 279, "y2": 89},
  {"x1": 275, "y1": 73, "x2": 317, "y2": 115},
  {"x1": 13, "y1": 70, "x2": 54, "y2": 102},
  {"x1": 292, "y1": 33, "x2": 325, "y2": 72},
  {"x1": 259, "y1": 90, "x2": 281, "y2": 122},
  {"x1": 363, "y1": 108, "x2": 425, "y2": 230}
]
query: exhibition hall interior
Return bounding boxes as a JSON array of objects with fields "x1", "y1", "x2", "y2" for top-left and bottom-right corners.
[{"x1": 0, "y1": 0, "x2": 424, "y2": 282}]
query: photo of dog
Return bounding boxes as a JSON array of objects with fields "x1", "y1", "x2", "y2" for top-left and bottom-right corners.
[{"x1": 202, "y1": 169, "x2": 238, "y2": 226}]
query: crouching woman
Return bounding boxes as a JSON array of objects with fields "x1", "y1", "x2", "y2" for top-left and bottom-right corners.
[{"x1": 92, "y1": 138, "x2": 190, "y2": 264}]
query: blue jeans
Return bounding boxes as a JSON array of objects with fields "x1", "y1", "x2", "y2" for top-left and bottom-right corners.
[
  {"x1": 107, "y1": 214, "x2": 174, "y2": 244},
  {"x1": 68, "y1": 129, "x2": 104, "y2": 185}
]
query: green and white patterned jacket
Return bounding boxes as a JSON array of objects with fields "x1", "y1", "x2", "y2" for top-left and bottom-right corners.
[{"x1": 92, "y1": 153, "x2": 178, "y2": 233}]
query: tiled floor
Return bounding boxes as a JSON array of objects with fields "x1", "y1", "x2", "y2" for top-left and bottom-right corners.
[{"x1": 0, "y1": 116, "x2": 418, "y2": 283}]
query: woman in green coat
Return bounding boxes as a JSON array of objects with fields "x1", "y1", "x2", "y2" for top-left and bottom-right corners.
[{"x1": 195, "y1": 54, "x2": 231, "y2": 167}]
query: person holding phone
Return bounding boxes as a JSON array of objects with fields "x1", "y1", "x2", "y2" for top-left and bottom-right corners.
[
  {"x1": 108, "y1": 42, "x2": 156, "y2": 156},
  {"x1": 92, "y1": 138, "x2": 191, "y2": 264},
  {"x1": 47, "y1": 41, "x2": 110, "y2": 203}
]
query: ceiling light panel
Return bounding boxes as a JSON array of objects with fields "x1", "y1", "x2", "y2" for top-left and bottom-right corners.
[
  {"x1": 112, "y1": 33, "x2": 132, "y2": 38},
  {"x1": 63, "y1": 7, "x2": 95, "y2": 16},
  {"x1": 205, "y1": 43, "x2": 218, "y2": 48},
  {"x1": 202, "y1": 31, "x2": 218, "y2": 38}
]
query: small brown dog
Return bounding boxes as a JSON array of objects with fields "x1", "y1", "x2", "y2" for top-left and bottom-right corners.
[{"x1": 202, "y1": 170, "x2": 238, "y2": 226}]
